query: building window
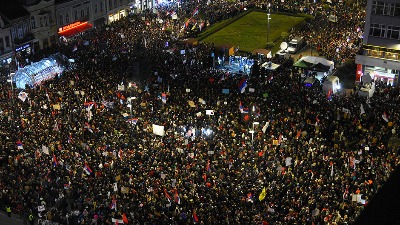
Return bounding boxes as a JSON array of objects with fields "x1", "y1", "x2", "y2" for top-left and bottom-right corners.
[
  {"x1": 59, "y1": 15, "x2": 63, "y2": 25},
  {"x1": 75, "y1": 10, "x2": 78, "y2": 21},
  {"x1": 369, "y1": 23, "x2": 386, "y2": 37},
  {"x1": 387, "y1": 25, "x2": 400, "y2": 39},
  {"x1": 95, "y1": 4, "x2": 98, "y2": 13},
  {"x1": 383, "y1": 3, "x2": 395, "y2": 16},
  {"x1": 114, "y1": 0, "x2": 117, "y2": 8},
  {"x1": 31, "y1": 16, "x2": 36, "y2": 29},
  {"x1": 18, "y1": 23, "x2": 23, "y2": 39},
  {"x1": 11, "y1": 27, "x2": 16, "y2": 40},
  {"x1": 86, "y1": 6, "x2": 89, "y2": 17},
  {"x1": 109, "y1": 0, "x2": 112, "y2": 9},
  {"x1": 44, "y1": 16, "x2": 48, "y2": 26},
  {"x1": 81, "y1": 9, "x2": 85, "y2": 18},
  {"x1": 395, "y1": 3, "x2": 400, "y2": 17},
  {"x1": 5, "y1": 36, "x2": 10, "y2": 47},
  {"x1": 372, "y1": 1, "x2": 384, "y2": 15},
  {"x1": 66, "y1": 13, "x2": 69, "y2": 23},
  {"x1": 100, "y1": 2, "x2": 103, "y2": 11}
]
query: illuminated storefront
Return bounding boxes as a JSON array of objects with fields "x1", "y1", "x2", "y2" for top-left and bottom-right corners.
[
  {"x1": 108, "y1": 10, "x2": 127, "y2": 23},
  {"x1": 58, "y1": 21, "x2": 93, "y2": 38}
]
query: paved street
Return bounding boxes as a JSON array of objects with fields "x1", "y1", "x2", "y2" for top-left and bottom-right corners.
[{"x1": 0, "y1": 211, "x2": 25, "y2": 225}]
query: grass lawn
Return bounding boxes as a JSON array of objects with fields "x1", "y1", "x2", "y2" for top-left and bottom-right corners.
[{"x1": 199, "y1": 11, "x2": 305, "y2": 53}]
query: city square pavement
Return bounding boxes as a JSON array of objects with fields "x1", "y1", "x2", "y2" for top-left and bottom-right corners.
[{"x1": 0, "y1": 211, "x2": 25, "y2": 225}]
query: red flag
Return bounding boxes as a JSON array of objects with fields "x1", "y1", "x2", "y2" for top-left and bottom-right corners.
[
  {"x1": 193, "y1": 210, "x2": 199, "y2": 222},
  {"x1": 115, "y1": 219, "x2": 119, "y2": 225},
  {"x1": 296, "y1": 130, "x2": 301, "y2": 139},
  {"x1": 164, "y1": 189, "x2": 172, "y2": 201},
  {"x1": 122, "y1": 213, "x2": 129, "y2": 224}
]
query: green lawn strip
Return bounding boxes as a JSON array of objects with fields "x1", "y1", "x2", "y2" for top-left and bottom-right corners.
[{"x1": 201, "y1": 11, "x2": 305, "y2": 53}]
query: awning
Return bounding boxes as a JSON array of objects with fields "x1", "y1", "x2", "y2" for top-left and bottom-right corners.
[{"x1": 58, "y1": 22, "x2": 93, "y2": 38}]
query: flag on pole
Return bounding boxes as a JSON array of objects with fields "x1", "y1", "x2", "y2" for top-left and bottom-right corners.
[
  {"x1": 127, "y1": 118, "x2": 138, "y2": 124},
  {"x1": 259, "y1": 187, "x2": 266, "y2": 201},
  {"x1": 360, "y1": 104, "x2": 365, "y2": 115},
  {"x1": 193, "y1": 210, "x2": 199, "y2": 222},
  {"x1": 122, "y1": 213, "x2": 129, "y2": 224},
  {"x1": 174, "y1": 189, "x2": 181, "y2": 204},
  {"x1": 161, "y1": 93, "x2": 167, "y2": 104},
  {"x1": 164, "y1": 189, "x2": 172, "y2": 202},
  {"x1": 84, "y1": 163, "x2": 93, "y2": 175},
  {"x1": 205, "y1": 160, "x2": 211, "y2": 172},
  {"x1": 327, "y1": 89, "x2": 332, "y2": 100},
  {"x1": 330, "y1": 163, "x2": 334, "y2": 177},
  {"x1": 53, "y1": 155, "x2": 58, "y2": 167},
  {"x1": 382, "y1": 111, "x2": 389, "y2": 122},
  {"x1": 110, "y1": 197, "x2": 117, "y2": 210},
  {"x1": 239, "y1": 101, "x2": 243, "y2": 113},
  {"x1": 238, "y1": 78, "x2": 247, "y2": 93},
  {"x1": 192, "y1": 7, "x2": 199, "y2": 16},
  {"x1": 16, "y1": 140, "x2": 23, "y2": 149}
]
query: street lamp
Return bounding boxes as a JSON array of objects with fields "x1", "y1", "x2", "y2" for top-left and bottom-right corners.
[
  {"x1": 267, "y1": 3, "x2": 271, "y2": 43},
  {"x1": 250, "y1": 121, "x2": 260, "y2": 143},
  {"x1": 7, "y1": 73, "x2": 15, "y2": 103}
]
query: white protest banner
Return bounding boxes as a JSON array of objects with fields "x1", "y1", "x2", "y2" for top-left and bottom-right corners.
[
  {"x1": 111, "y1": 218, "x2": 124, "y2": 224},
  {"x1": 186, "y1": 88, "x2": 191, "y2": 93},
  {"x1": 117, "y1": 84, "x2": 125, "y2": 91},
  {"x1": 248, "y1": 88, "x2": 255, "y2": 93},
  {"x1": 38, "y1": 205, "x2": 45, "y2": 212},
  {"x1": 206, "y1": 110, "x2": 214, "y2": 115},
  {"x1": 152, "y1": 124, "x2": 165, "y2": 136}
]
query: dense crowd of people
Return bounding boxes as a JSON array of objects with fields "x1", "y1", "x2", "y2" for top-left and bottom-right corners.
[{"x1": 1, "y1": 0, "x2": 400, "y2": 225}]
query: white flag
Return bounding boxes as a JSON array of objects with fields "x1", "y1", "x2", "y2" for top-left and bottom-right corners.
[
  {"x1": 360, "y1": 104, "x2": 365, "y2": 115},
  {"x1": 330, "y1": 164, "x2": 334, "y2": 177},
  {"x1": 42, "y1": 145, "x2": 50, "y2": 155},
  {"x1": 206, "y1": 110, "x2": 214, "y2": 115},
  {"x1": 262, "y1": 122, "x2": 269, "y2": 133},
  {"x1": 18, "y1": 91, "x2": 28, "y2": 102}
]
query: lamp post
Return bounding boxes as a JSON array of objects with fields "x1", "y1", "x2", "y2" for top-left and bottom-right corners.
[
  {"x1": 267, "y1": 3, "x2": 271, "y2": 43},
  {"x1": 250, "y1": 121, "x2": 260, "y2": 144},
  {"x1": 7, "y1": 73, "x2": 15, "y2": 104}
]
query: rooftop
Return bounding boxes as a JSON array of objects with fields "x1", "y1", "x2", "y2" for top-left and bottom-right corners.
[{"x1": 0, "y1": 0, "x2": 29, "y2": 21}]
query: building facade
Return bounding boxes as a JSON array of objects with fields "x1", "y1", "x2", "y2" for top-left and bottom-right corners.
[
  {"x1": 355, "y1": 0, "x2": 400, "y2": 86},
  {"x1": 20, "y1": 0, "x2": 58, "y2": 50},
  {"x1": 0, "y1": 16, "x2": 13, "y2": 65}
]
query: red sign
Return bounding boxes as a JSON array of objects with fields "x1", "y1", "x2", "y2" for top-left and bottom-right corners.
[{"x1": 58, "y1": 21, "x2": 93, "y2": 37}]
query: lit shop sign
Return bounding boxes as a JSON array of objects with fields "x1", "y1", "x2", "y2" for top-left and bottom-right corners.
[
  {"x1": 16, "y1": 43, "x2": 30, "y2": 52},
  {"x1": 59, "y1": 21, "x2": 85, "y2": 32}
]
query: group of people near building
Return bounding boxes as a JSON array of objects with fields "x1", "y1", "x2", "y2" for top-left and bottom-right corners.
[{"x1": 1, "y1": 0, "x2": 399, "y2": 225}]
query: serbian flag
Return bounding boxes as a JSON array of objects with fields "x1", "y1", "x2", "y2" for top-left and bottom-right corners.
[
  {"x1": 239, "y1": 101, "x2": 243, "y2": 113},
  {"x1": 174, "y1": 189, "x2": 181, "y2": 204},
  {"x1": 53, "y1": 155, "x2": 58, "y2": 167},
  {"x1": 164, "y1": 189, "x2": 172, "y2": 202},
  {"x1": 193, "y1": 210, "x2": 199, "y2": 222},
  {"x1": 122, "y1": 213, "x2": 129, "y2": 224},
  {"x1": 16, "y1": 140, "x2": 23, "y2": 149},
  {"x1": 238, "y1": 78, "x2": 247, "y2": 93},
  {"x1": 110, "y1": 198, "x2": 117, "y2": 210},
  {"x1": 382, "y1": 111, "x2": 389, "y2": 122},
  {"x1": 84, "y1": 101, "x2": 96, "y2": 108},
  {"x1": 161, "y1": 93, "x2": 167, "y2": 104},
  {"x1": 118, "y1": 148, "x2": 123, "y2": 160},
  {"x1": 192, "y1": 7, "x2": 199, "y2": 16},
  {"x1": 327, "y1": 89, "x2": 332, "y2": 100},
  {"x1": 84, "y1": 122, "x2": 93, "y2": 133},
  {"x1": 84, "y1": 163, "x2": 93, "y2": 175},
  {"x1": 127, "y1": 118, "x2": 138, "y2": 124},
  {"x1": 205, "y1": 160, "x2": 211, "y2": 172}
]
